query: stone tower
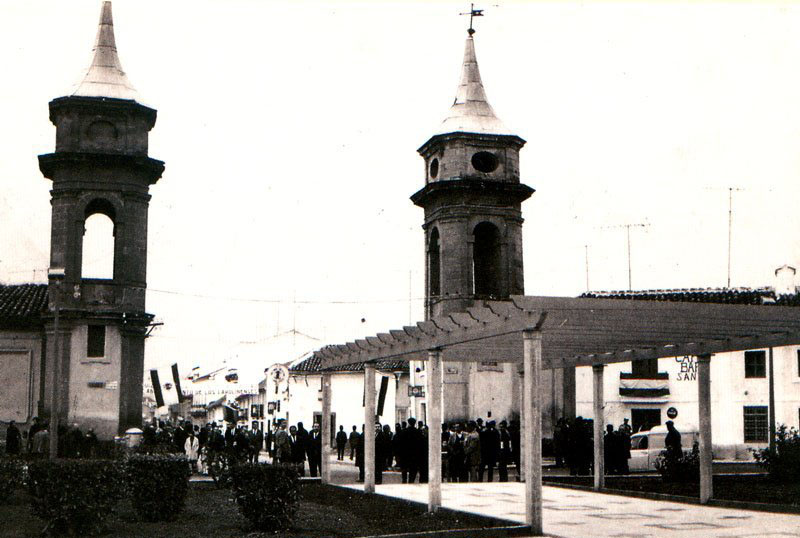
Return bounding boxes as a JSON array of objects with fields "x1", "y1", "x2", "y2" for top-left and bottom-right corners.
[
  {"x1": 38, "y1": 2, "x2": 164, "y2": 438},
  {"x1": 412, "y1": 30, "x2": 574, "y2": 429}
]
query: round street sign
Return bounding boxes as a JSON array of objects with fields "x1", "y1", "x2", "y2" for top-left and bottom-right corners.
[{"x1": 667, "y1": 407, "x2": 678, "y2": 419}]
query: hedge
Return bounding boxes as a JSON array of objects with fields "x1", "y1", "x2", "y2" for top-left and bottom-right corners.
[
  {"x1": 230, "y1": 463, "x2": 300, "y2": 532},
  {"x1": 126, "y1": 454, "x2": 191, "y2": 521},
  {"x1": 27, "y1": 459, "x2": 126, "y2": 535},
  {"x1": 0, "y1": 457, "x2": 23, "y2": 502}
]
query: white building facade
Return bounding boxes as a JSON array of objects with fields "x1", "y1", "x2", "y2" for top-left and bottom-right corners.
[{"x1": 577, "y1": 281, "x2": 800, "y2": 459}]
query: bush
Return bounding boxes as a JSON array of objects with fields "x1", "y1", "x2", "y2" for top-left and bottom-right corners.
[
  {"x1": 126, "y1": 454, "x2": 190, "y2": 522},
  {"x1": 752, "y1": 424, "x2": 800, "y2": 483},
  {"x1": 654, "y1": 442, "x2": 700, "y2": 483},
  {"x1": 230, "y1": 463, "x2": 300, "y2": 532},
  {"x1": 207, "y1": 448, "x2": 247, "y2": 488},
  {"x1": 27, "y1": 459, "x2": 126, "y2": 535},
  {"x1": 0, "y1": 457, "x2": 23, "y2": 502}
]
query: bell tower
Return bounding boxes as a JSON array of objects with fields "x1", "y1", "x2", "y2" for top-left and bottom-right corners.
[
  {"x1": 413, "y1": 33, "x2": 533, "y2": 319},
  {"x1": 38, "y1": 2, "x2": 164, "y2": 438},
  {"x1": 412, "y1": 24, "x2": 575, "y2": 429}
]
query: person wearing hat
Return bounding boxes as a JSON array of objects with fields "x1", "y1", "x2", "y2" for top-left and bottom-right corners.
[{"x1": 665, "y1": 420, "x2": 682, "y2": 458}]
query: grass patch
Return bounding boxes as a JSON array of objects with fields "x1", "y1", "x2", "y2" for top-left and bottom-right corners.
[{"x1": 2, "y1": 481, "x2": 516, "y2": 537}]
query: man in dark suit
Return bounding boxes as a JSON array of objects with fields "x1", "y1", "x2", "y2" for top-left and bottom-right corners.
[
  {"x1": 479, "y1": 420, "x2": 500, "y2": 482},
  {"x1": 498, "y1": 420, "x2": 512, "y2": 482},
  {"x1": 336, "y1": 425, "x2": 348, "y2": 461},
  {"x1": 308, "y1": 423, "x2": 323, "y2": 477},
  {"x1": 289, "y1": 425, "x2": 305, "y2": 476}
]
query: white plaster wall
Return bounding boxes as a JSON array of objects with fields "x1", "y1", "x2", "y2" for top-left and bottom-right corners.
[
  {"x1": 68, "y1": 324, "x2": 121, "y2": 439},
  {"x1": 0, "y1": 331, "x2": 41, "y2": 428},
  {"x1": 468, "y1": 363, "x2": 515, "y2": 424},
  {"x1": 285, "y1": 371, "x2": 399, "y2": 434},
  {"x1": 576, "y1": 346, "x2": 800, "y2": 458}
]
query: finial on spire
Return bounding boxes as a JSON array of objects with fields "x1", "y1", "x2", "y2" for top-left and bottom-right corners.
[
  {"x1": 71, "y1": 1, "x2": 141, "y2": 102},
  {"x1": 460, "y1": 3, "x2": 484, "y2": 36},
  {"x1": 435, "y1": 17, "x2": 510, "y2": 136}
]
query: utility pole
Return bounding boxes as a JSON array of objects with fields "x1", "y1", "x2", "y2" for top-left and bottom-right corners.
[
  {"x1": 584, "y1": 245, "x2": 590, "y2": 292},
  {"x1": 48, "y1": 267, "x2": 65, "y2": 459}
]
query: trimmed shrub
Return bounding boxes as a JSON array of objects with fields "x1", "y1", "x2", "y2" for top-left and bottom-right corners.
[
  {"x1": 0, "y1": 457, "x2": 23, "y2": 502},
  {"x1": 207, "y1": 448, "x2": 247, "y2": 488},
  {"x1": 126, "y1": 454, "x2": 190, "y2": 522},
  {"x1": 230, "y1": 463, "x2": 300, "y2": 532},
  {"x1": 752, "y1": 424, "x2": 800, "y2": 483},
  {"x1": 27, "y1": 459, "x2": 126, "y2": 535},
  {"x1": 654, "y1": 441, "x2": 700, "y2": 483}
]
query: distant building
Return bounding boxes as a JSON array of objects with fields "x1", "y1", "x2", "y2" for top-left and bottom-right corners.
[{"x1": 578, "y1": 277, "x2": 800, "y2": 458}]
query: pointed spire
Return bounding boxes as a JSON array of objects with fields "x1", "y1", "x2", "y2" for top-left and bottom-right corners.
[
  {"x1": 71, "y1": 2, "x2": 141, "y2": 102},
  {"x1": 437, "y1": 34, "x2": 510, "y2": 136}
]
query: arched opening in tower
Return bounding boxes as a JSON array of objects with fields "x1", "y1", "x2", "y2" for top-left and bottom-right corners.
[
  {"x1": 473, "y1": 222, "x2": 503, "y2": 298},
  {"x1": 82, "y1": 200, "x2": 116, "y2": 280},
  {"x1": 429, "y1": 228, "x2": 441, "y2": 297}
]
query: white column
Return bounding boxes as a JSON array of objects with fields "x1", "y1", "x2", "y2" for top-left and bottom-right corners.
[
  {"x1": 364, "y1": 363, "x2": 376, "y2": 493},
  {"x1": 523, "y1": 329, "x2": 543, "y2": 535},
  {"x1": 697, "y1": 354, "x2": 713, "y2": 503},
  {"x1": 321, "y1": 373, "x2": 332, "y2": 484},
  {"x1": 427, "y1": 349, "x2": 443, "y2": 512},
  {"x1": 592, "y1": 364, "x2": 605, "y2": 490}
]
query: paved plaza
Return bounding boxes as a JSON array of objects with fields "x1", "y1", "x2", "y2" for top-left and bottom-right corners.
[{"x1": 343, "y1": 481, "x2": 800, "y2": 537}]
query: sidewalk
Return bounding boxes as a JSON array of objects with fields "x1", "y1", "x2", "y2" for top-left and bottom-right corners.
[{"x1": 342, "y1": 481, "x2": 800, "y2": 537}]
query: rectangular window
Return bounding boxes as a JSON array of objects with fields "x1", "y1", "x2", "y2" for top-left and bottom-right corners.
[
  {"x1": 743, "y1": 406, "x2": 769, "y2": 442},
  {"x1": 631, "y1": 358, "x2": 659, "y2": 378},
  {"x1": 797, "y1": 349, "x2": 800, "y2": 377},
  {"x1": 631, "y1": 408, "x2": 661, "y2": 433},
  {"x1": 744, "y1": 350, "x2": 766, "y2": 378},
  {"x1": 87, "y1": 325, "x2": 105, "y2": 358}
]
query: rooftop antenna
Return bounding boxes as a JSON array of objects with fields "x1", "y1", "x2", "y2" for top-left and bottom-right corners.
[
  {"x1": 601, "y1": 222, "x2": 650, "y2": 291},
  {"x1": 727, "y1": 187, "x2": 744, "y2": 288},
  {"x1": 704, "y1": 185, "x2": 745, "y2": 288},
  {"x1": 460, "y1": 3, "x2": 484, "y2": 35}
]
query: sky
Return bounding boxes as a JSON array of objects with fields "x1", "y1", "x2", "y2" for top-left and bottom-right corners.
[{"x1": 2, "y1": 0, "x2": 800, "y2": 383}]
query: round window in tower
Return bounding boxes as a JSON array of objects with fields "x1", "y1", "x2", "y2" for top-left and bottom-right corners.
[
  {"x1": 429, "y1": 158, "x2": 439, "y2": 179},
  {"x1": 471, "y1": 151, "x2": 499, "y2": 173}
]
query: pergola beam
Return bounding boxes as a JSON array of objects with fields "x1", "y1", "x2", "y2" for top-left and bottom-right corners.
[{"x1": 311, "y1": 296, "x2": 800, "y2": 370}]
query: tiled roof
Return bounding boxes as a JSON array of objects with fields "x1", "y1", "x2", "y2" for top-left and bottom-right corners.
[
  {"x1": 580, "y1": 288, "x2": 800, "y2": 306},
  {"x1": 0, "y1": 284, "x2": 48, "y2": 329},
  {"x1": 290, "y1": 354, "x2": 408, "y2": 374}
]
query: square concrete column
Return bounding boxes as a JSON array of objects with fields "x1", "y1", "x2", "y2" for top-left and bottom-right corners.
[
  {"x1": 364, "y1": 363, "x2": 376, "y2": 493},
  {"x1": 321, "y1": 373, "x2": 332, "y2": 484},
  {"x1": 523, "y1": 329, "x2": 543, "y2": 535},
  {"x1": 592, "y1": 364, "x2": 605, "y2": 490},
  {"x1": 697, "y1": 353, "x2": 713, "y2": 503},
  {"x1": 426, "y1": 349, "x2": 443, "y2": 512}
]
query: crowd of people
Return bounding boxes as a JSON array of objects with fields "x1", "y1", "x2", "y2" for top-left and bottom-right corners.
[
  {"x1": 6, "y1": 414, "x2": 669, "y2": 481},
  {"x1": 552, "y1": 416, "x2": 634, "y2": 475},
  {"x1": 3, "y1": 417, "x2": 98, "y2": 458}
]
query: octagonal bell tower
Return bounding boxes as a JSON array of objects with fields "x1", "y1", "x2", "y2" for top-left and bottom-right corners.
[
  {"x1": 411, "y1": 27, "x2": 573, "y2": 427},
  {"x1": 413, "y1": 32, "x2": 533, "y2": 320},
  {"x1": 38, "y1": 2, "x2": 164, "y2": 438}
]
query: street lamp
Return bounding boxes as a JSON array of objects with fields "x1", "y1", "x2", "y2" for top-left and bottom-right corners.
[{"x1": 48, "y1": 267, "x2": 65, "y2": 460}]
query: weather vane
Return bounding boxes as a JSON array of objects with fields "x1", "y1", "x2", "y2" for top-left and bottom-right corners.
[{"x1": 460, "y1": 3, "x2": 484, "y2": 35}]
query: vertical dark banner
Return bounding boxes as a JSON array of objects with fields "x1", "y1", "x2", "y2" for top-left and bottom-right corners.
[
  {"x1": 377, "y1": 375, "x2": 389, "y2": 417},
  {"x1": 150, "y1": 369, "x2": 164, "y2": 407},
  {"x1": 171, "y1": 363, "x2": 185, "y2": 403}
]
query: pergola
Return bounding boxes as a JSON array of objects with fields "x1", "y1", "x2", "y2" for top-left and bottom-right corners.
[{"x1": 312, "y1": 295, "x2": 800, "y2": 536}]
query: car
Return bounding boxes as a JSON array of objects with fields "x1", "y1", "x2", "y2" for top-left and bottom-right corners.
[{"x1": 628, "y1": 424, "x2": 699, "y2": 472}]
